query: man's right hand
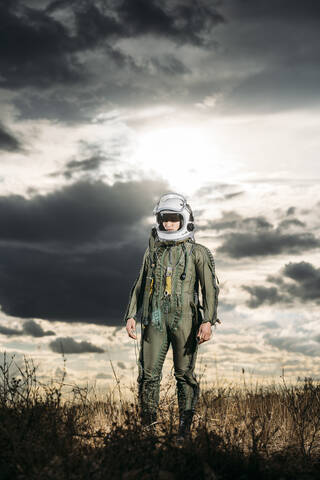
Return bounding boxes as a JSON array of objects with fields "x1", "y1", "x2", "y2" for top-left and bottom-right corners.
[{"x1": 126, "y1": 318, "x2": 137, "y2": 339}]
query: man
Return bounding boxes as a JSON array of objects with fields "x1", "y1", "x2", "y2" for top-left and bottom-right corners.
[{"x1": 124, "y1": 192, "x2": 220, "y2": 441}]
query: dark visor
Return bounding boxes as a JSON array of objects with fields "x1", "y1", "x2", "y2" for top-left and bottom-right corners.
[{"x1": 161, "y1": 213, "x2": 181, "y2": 222}]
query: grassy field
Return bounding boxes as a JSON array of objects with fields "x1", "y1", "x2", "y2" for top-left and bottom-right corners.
[{"x1": 1, "y1": 353, "x2": 320, "y2": 480}]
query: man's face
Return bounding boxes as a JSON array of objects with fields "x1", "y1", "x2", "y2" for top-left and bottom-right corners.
[{"x1": 161, "y1": 213, "x2": 181, "y2": 231}]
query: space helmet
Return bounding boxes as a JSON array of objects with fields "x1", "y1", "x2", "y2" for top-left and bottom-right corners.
[{"x1": 152, "y1": 192, "x2": 195, "y2": 242}]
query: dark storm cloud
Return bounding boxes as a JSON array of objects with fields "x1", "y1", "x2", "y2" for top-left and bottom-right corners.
[
  {"x1": 53, "y1": 140, "x2": 127, "y2": 179},
  {"x1": 280, "y1": 261, "x2": 320, "y2": 302},
  {"x1": 23, "y1": 320, "x2": 55, "y2": 337},
  {"x1": 214, "y1": 210, "x2": 318, "y2": 258},
  {"x1": 242, "y1": 286, "x2": 282, "y2": 309},
  {"x1": 199, "y1": 210, "x2": 242, "y2": 230},
  {"x1": 0, "y1": 178, "x2": 168, "y2": 325},
  {"x1": 0, "y1": 320, "x2": 55, "y2": 337},
  {"x1": 204, "y1": 219, "x2": 237, "y2": 230},
  {"x1": 223, "y1": 67, "x2": 320, "y2": 114},
  {"x1": 0, "y1": 0, "x2": 228, "y2": 124},
  {"x1": 0, "y1": 325, "x2": 23, "y2": 336},
  {"x1": 1, "y1": 0, "x2": 319, "y2": 122},
  {"x1": 200, "y1": 208, "x2": 317, "y2": 258},
  {"x1": 49, "y1": 337, "x2": 104, "y2": 353},
  {"x1": 201, "y1": 210, "x2": 272, "y2": 232},
  {"x1": 14, "y1": 93, "x2": 84, "y2": 123},
  {"x1": 116, "y1": 0, "x2": 224, "y2": 46},
  {"x1": 243, "y1": 261, "x2": 320, "y2": 308},
  {"x1": 62, "y1": 156, "x2": 105, "y2": 178},
  {"x1": 225, "y1": 0, "x2": 320, "y2": 19},
  {"x1": 0, "y1": 178, "x2": 166, "y2": 244},
  {"x1": 278, "y1": 219, "x2": 306, "y2": 229},
  {"x1": 264, "y1": 334, "x2": 320, "y2": 358},
  {"x1": 148, "y1": 54, "x2": 191, "y2": 76},
  {"x1": 0, "y1": 123, "x2": 21, "y2": 152},
  {"x1": 286, "y1": 207, "x2": 296, "y2": 216},
  {"x1": 219, "y1": 231, "x2": 319, "y2": 258},
  {"x1": 216, "y1": 0, "x2": 320, "y2": 114},
  {"x1": 0, "y1": 0, "x2": 223, "y2": 89},
  {"x1": 0, "y1": 0, "x2": 82, "y2": 89},
  {"x1": 55, "y1": 152, "x2": 114, "y2": 179}
]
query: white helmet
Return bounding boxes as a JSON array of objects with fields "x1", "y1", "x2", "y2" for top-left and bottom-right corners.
[{"x1": 153, "y1": 192, "x2": 195, "y2": 242}]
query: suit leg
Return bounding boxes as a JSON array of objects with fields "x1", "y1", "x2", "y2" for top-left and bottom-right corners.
[
  {"x1": 170, "y1": 313, "x2": 199, "y2": 416},
  {"x1": 138, "y1": 322, "x2": 170, "y2": 423}
]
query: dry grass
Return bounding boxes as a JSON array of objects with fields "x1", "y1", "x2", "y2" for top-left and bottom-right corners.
[{"x1": 1, "y1": 352, "x2": 320, "y2": 479}]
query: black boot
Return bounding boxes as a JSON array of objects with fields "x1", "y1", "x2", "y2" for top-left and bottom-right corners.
[
  {"x1": 177, "y1": 410, "x2": 193, "y2": 443},
  {"x1": 141, "y1": 411, "x2": 157, "y2": 437}
]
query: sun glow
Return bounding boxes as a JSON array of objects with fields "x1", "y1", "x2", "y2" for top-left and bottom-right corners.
[{"x1": 131, "y1": 125, "x2": 227, "y2": 194}]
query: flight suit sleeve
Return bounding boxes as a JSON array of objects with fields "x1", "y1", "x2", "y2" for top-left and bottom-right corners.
[
  {"x1": 195, "y1": 245, "x2": 220, "y2": 325},
  {"x1": 123, "y1": 247, "x2": 149, "y2": 323}
]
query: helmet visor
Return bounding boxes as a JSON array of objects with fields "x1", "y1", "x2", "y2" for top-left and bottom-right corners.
[{"x1": 161, "y1": 213, "x2": 181, "y2": 222}]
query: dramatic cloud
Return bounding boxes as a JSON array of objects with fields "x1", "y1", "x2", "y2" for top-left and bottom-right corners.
[
  {"x1": 0, "y1": 320, "x2": 55, "y2": 337},
  {"x1": 278, "y1": 218, "x2": 306, "y2": 229},
  {"x1": 277, "y1": 261, "x2": 320, "y2": 302},
  {"x1": 0, "y1": 123, "x2": 21, "y2": 152},
  {"x1": 51, "y1": 0, "x2": 224, "y2": 47},
  {"x1": 242, "y1": 286, "x2": 283, "y2": 309},
  {"x1": 219, "y1": 0, "x2": 320, "y2": 113},
  {"x1": 209, "y1": 211, "x2": 319, "y2": 258},
  {"x1": 0, "y1": 178, "x2": 168, "y2": 325},
  {"x1": 286, "y1": 207, "x2": 296, "y2": 216},
  {"x1": 0, "y1": 178, "x2": 166, "y2": 244},
  {"x1": 60, "y1": 154, "x2": 109, "y2": 179},
  {"x1": 243, "y1": 261, "x2": 320, "y2": 308},
  {"x1": 264, "y1": 334, "x2": 320, "y2": 358},
  {"x1": 0, "y1": 325, "x2": 23, "y2": 336},
  {"x1": 202, "y1": 211, "x2": 272, "y2": 232},
  {"x1": 0, "y1": 0, "x2": 83, "y2": 89},
  {"x1": 1, "y1": 0, "x2": 319, "y2": 127},
  {"x1": 0, "y1": 0, "x2": 223, "y2": 92},
  {"x1": 49, "y1": 336, "x2": 104, "y2": 354},
  {"x1": 219, "y1": 231, "x2": 319, "y2": 258},
  {"x1": 23, "y1": 320, "x2": 55, "y2": 337}
]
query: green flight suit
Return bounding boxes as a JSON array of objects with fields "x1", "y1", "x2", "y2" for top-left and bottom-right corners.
[{"x1": 124, "y1": 230, "x2": 219, "y2": 423}]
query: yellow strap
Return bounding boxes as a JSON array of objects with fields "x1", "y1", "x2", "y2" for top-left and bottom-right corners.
[{"x1": 165, "y1": 275, "x2": 172, "y2": 295}]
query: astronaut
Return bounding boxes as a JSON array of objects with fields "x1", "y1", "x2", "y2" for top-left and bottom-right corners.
[{"x1": 124, "y1": 192, "x2": 219, "y2": 441}]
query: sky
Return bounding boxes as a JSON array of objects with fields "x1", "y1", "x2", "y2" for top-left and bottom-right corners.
[{"x1": 1, "y1": 0, "x2": 320, "y2": 388}]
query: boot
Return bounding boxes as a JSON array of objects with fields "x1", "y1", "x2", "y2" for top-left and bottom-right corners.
[
  {"x1": 177, "y1": 410, "x2": 193, "y2": 443},
  {"x1": 141, "y1": 411, "x2": 157, "y2": 438}
]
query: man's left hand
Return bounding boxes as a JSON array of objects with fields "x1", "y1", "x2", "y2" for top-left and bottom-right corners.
[{"x1": 197, "y1": 322, "x2": 212, "y2": 344}]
